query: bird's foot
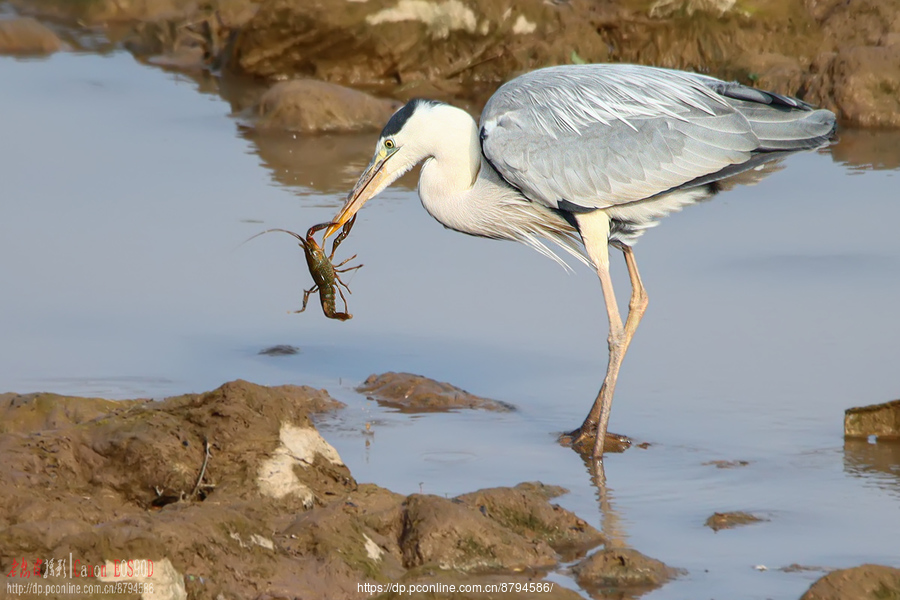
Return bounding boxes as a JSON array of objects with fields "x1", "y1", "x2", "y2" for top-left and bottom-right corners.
[{"x1": 558, "y1": 427, "x2": 632, "y2": 455}]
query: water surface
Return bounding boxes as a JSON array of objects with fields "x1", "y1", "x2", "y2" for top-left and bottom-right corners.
[{"x1": 2, "y1": 51, "x2": 899, "y2": 599}]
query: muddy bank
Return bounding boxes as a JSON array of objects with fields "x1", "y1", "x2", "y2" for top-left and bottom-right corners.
[
  {"x1": 0, "y1": 380, "x2": 679, "y2": 599},
  {"x1": 10, "y1": 0, "x2": 900, "y2": 128}
]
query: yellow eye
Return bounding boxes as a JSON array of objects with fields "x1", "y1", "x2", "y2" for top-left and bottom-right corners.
[{"x1": 384, "y1": 139, "x2": 395, "y2": 149}]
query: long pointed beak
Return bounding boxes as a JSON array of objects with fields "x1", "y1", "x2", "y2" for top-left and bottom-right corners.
[{"x1": 325, "y1": 149, "x2": 394, "y2": 238}]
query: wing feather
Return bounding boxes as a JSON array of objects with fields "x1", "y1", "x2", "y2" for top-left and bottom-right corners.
[{"x1": 480, "y1": 64, "x2": 835, "y2": 211}]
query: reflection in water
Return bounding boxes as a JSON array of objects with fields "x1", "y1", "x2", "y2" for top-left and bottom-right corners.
[
  {"x1": 829, "y1": 129, "x2": 900, "y2": 172},
  {"x1": 586, "y1": 458, "x2": 628, "y2": 549},
  {"x1": 843, "y1": 439, "x2": 900, "y2": 497},
  {"x1": 716, "y1": 159, "x2": 784, "y2": 190},
  {"x1": 241, "y1": 129, "x2": 384, "y2": 199}
]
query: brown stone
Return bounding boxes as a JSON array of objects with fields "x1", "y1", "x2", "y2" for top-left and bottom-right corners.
[
  {"x1": 357, "y1": 372, "x2": 515, "y2": 413},
  {"x1": 456, "y1": 483, "x2": 605, "y2": 561},
  {"x1": 845, "y1": 398, "x2": 900, "y2": 440},
  {"x1": 10, "y1": 0, "x2": 197, "y2": 24},
  {"x1": 704, "y1": 511, "x2": 767, "y2": 531},
  {"x1": 400, "y1": 494, "x2": 559, "y2": 572},
  {"x1": 800, "y1": 564, "x2": 900, "y2": 600},
  {"x1": 229, "y1": 0, "x2": 611, "y2": 93},
  {"x1": 572, "y1": 547, "x2": 683, "y2": 596},
  {"x1": 831, "y1": 46, "x2": 900, "y2": 128},
  {"x1": 0, "y1": 17, "x2": 64, "y2": 55},
  {"x1": 250, "y1": 79, "x2": 401, "y2": 133}
]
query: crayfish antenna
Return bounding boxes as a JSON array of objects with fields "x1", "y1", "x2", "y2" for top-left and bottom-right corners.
[{"x1": 242, "y1": 228, "x2": 305, "y2": 246}]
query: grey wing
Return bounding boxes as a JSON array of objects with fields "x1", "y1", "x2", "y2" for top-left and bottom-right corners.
[{"x1": 480, "y1": 64, "x2": 835, "y2": 211}]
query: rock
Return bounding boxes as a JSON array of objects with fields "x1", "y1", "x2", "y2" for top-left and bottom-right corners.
[
  {"x1": 10, "y1": 0, "x2": 198, "y2": 25},
  {"x1": 1, "y1": 380, "x2": 350, "y2": 513},
  {"x1": 12, "y1": 0, "x2": 900, "y2": 128},
  {"x1": 456, "y1": 483, "x2": 605, "y2": 561},
  {"x1": 357, "y1": 372, "x2": 515, "y2": 413},
  {"x1": 229, "y1": 0, "x2": 611, "y2": 90},
  {"x1": 124, "y1": 1, "x2": 259, "y2": 72},
  {"x1": 0, "y1": 392, "x2": 137, "y2": 434},
  {"x1": 249, "y1": 79, "x2": 402, "y2": 134},
  {"x1": 779, "y1": 563, "x2": 828, "y2": 573},
  {"x1": 845, "y1": 398, "x2": 900, "y2": 440},
  {"x1": 704, "y1": 511, "x2": 767, "y2": 531},
  {"x1": 571, "y1": 548, "x2": 682, "y2": 596},
  {"x1": 281, "y1": 497, "x2": 407, "y2": 583},
  {"x1": 800, "y1": 564, "x2": 900, "y2": 600},
  {"x1": 0, "y1": 17, "x2": 64, "y2": 55},
  {"x1": 702, "y1": 459, "x2": 751, "y2": 468},
  {"x1": 221, "y1": 0, "x2": 900, "y2": 128},
  {"x1": 399, "y1": 494, "x2": 559, "y2": 572},
  {"x1": 351, "y1": 483, "x2": 408, "y2": 542},
  {"x1": 0, "y1": 380, "x2": 359, "y2": 598},
  {"x1": 729, "y1": 52, "x2": 805, "y2": 95},
  {"x1": 258, "y1": 344, "x2": 300, "y2": 356},
  {"x1": 0, "y1": 380, "x2": 613, "y2": 599},
  {"x1": 830, "y1": 46, "x2": 900, "y2": 128},
  {"x1": 649, "y1": 0, "x2": 737, "y2": 19}
]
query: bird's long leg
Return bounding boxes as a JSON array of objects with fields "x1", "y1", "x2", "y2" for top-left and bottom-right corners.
[
  {"x1": 589, "y1": 245, "x2": 648, "y2": 456},
  {"x1": 621, "y1": 245, "x2": 648, "y2": 348},
  {"x1": 568, "y1": 212, "x2": 651, "y2": 457},
  {"x1": 568, "y1": 211, "x2": 627, "y2": 457},
  {"x1": 590, "y1": 261, "x2": 627, "y2": 457},
  {"x1": 572, "y1": 245, "x2": 649, "y2": 456}
]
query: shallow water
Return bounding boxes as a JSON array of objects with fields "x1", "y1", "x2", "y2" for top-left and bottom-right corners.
[{"x1": 2, "y1": 51, "x2": 899, "y2": 599}]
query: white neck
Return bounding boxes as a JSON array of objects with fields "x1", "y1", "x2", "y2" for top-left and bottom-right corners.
[{"x1": 414, "y1": 106, "x2": 483, "y2": 234}]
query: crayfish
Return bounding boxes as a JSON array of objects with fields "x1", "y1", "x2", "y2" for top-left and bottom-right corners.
[{"x1": 248, "y1": 216, "x2": 362, "y2": 320}]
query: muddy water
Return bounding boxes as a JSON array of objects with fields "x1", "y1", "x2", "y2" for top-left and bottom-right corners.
[{"x1": 2, "y1": 51, "x2": 900, "y2": 599}]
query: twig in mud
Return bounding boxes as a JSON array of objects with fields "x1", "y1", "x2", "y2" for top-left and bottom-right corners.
[
  {"x1": 444, "y1": 49, "x2": 504, "y2": 80},
  {"x1": 191, "y1": 437, "x2": 211, "y2": 499}
]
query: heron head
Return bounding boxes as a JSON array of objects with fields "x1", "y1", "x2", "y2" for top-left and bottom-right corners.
[{"x1": 325, "y1": 99, "x2": 445, "y2": 237}]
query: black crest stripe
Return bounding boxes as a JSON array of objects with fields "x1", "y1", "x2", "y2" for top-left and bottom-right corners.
[{"x1": 380, "y1": 99, "x2": 444, "y2": 138}]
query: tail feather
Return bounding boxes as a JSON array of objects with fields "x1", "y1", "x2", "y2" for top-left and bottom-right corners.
[
  {"x1": 749, "y1": 108, "x2": 837, "y2": 151},
  {"x1": 702, "y1": 79, "x2": 837, "y2": 151}
]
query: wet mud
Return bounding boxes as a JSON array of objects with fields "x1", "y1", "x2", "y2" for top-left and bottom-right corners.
[{"x1": 0, "y1": 380, "x2": 676, "y2": 600}]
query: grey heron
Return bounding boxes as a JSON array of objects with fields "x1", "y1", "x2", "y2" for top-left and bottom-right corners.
[{"x1": 325, "y1": 64, "x2": 836, "y2": 458}]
